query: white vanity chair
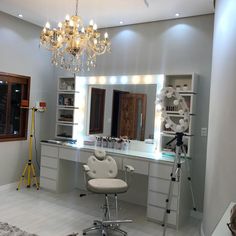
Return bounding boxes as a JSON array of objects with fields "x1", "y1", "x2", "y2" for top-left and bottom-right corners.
[{"x1": 82, "y1": 150, "x2": 134, "y2": 236}]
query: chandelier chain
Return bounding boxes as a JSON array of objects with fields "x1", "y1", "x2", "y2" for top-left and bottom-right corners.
[{"x1": 75, "y1": 0, "x2": 78, "y2": 16}]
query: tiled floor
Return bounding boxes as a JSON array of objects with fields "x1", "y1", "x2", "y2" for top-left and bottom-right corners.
[{"x1": 0, "y1": 186, "x2": 200, "y2": 236}]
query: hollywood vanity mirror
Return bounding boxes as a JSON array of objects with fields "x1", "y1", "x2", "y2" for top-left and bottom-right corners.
[
  {"x1": 75, "y1": 75, "x2": 164, "y2": 145},
  {"x1": 87, "y1": 84, "x2": 157, "y2": 141}
]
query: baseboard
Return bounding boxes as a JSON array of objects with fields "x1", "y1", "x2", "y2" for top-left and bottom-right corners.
[
  {"x1": 0, "y1": 182, "x2": 17, "y2": 192},
  {"x1": 200, "y1": 222, "x2": 205, "y2": 236},
  {"x1": 191, "y1": 210, "x2": 203, "y2": 220}
]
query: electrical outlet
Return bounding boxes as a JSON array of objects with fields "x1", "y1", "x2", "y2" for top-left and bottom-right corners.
[{"x1": 201, "y1": 128, "x2": 208, "y2": 137}]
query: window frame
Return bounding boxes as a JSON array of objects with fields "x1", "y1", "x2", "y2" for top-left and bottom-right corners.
[{"x1": 0, "y1": 72, "x2": 30, "y2": 142}]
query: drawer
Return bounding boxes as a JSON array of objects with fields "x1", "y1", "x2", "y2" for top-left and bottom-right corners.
[
  {"x1": 79, "y1": 150, "x2": 91, "y2": 163},
  {"x1": 40, "y1": 167, "x2": 58, "y2": 180},
  {"x1": 148, "y1": 177, "x2": 179, "y2": 196},
  {"x1": 40, "y1": 177, "x2": 57, "y2": 191},
  {"x1": 41, "y1": 156, "x2": 58, "y2": 169},
  {"x1": 148, "y1": 191, "x2": 178, "y2": 211},
  {"x1": 59, "y1": 148, "x2": 79, "y2": 162},
  {"x1": 108, "y1": 155, "x2": 122, "y2": 170},
  {"x1": 147, "y1": 205, "x2": 177, "y2": 226},
  {"x1": 41, "y1": 145, "x2": 58, "y2": 158},
  {"x1": 123, "y1": 158, "x2": 149, "y2": 175},
  {"x1": 149, "y1": 162, "x2": 173, "y2": 179}
]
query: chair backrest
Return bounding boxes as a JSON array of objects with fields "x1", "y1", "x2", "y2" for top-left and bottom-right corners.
[{"x1": 86, "y1": 152, "x2": 118, "y2": 179}]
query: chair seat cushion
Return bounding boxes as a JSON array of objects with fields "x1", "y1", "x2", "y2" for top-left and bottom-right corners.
[{"x1": 88, "y1": 178, "x2": 128, "y2": 194}]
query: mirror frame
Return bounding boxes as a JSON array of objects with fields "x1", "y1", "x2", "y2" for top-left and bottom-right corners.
[{"x1": 75, "y1": 74, "x2": 164, "y2": 146}]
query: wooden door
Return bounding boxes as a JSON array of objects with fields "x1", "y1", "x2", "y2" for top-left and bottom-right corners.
[{"x1": 118, "y1": 94, "x2": 147, "y2": 140}]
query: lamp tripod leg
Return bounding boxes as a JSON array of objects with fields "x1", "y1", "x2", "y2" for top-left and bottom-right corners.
[
  {"x1": 31, "y1": 164, "x2": 39, "y2": 190},
  {"x1": 162, "y1": 149, "x2": 179, "y2": 236},
  {"x1": 181, "y1": 145, "x2": 197, "y2": 211},
  {"x1": 16, "y1": 163, "x2": 28, "y2": 191},
  {"x1": 27, "y1": 161, "x2": 31, "y2": 188}
]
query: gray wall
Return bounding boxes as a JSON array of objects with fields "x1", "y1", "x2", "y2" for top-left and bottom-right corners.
[
  {"x1": 203, "y1": 0, "x2": 236, "y2": 235},
  {"x1": 54, "y1": 14, "x2": 214, "y2": 211},
  {"x1": 0, "y1": 12, "x2": 55, "y2": 185}
]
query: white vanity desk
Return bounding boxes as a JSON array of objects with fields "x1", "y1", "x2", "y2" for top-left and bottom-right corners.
[{"x1": 40, "y1": 141, "x2": 191, "y2": 229}]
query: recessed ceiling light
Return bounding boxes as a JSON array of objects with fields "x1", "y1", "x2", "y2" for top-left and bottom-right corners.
[
  {"x1": 120, "y1": 21, "x2": 123, "y2": 25},
  {"x1": 175, "y1": 13, "x2": 180, "y2": 17},
  {"x1": 18, "y1": 14, "x2": 23, "y2": 18}
]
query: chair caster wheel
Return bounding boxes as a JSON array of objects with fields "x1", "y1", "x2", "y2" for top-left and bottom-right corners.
[
  {"x1": 93, "y1": 222, "x2": 97, "y2": 226},
  {"x1": 102, "y1": 230, "x2": 107, "y2": 236},
  {"x1": 83, "y1": 233, "x2": 86, "y2": 235}
]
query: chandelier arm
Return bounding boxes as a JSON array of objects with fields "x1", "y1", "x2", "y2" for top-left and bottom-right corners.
[{"x1": 87, "y1": 40, "x2": 107, "y2": 55}]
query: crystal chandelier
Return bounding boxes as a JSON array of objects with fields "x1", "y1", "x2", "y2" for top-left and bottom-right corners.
[{"x1": 40, "y1": 0, "x2": 111, "y2": 72}]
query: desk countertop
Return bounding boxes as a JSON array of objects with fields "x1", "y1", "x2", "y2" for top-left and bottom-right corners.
[{"x1": 41, "y1": 140, "x2": 179, "y2": 164}]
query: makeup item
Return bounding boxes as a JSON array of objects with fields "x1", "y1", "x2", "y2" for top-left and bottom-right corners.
[
  {"x1": 96, "y1": 136, "x2": 102, "y2": 147},
  {"x1": 183, "y1": 84, "x2": 188, "y2": 91},
  {"x1": 176, "y1": 85, "x2": 181, "y2": 91}
]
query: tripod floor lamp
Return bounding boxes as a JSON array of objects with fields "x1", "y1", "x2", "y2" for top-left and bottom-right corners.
[
  {"x1": 157, "y1": 87, "x2": 197, "y2": 236},
  {"x1": 16, "y1": 100, "x2": 46, "y2": 191}
]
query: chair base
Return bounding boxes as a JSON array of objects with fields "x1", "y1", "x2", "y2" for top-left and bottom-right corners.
[{"x1": 83, "y1": 219, "x2": 131, "y2": 236}]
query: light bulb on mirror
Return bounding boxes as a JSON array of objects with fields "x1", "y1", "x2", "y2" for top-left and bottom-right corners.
[
  {"x1": 165, "y1": 123, "x2": 170, "y2": 129},
  {"x1": 176, "y1": 125, "x2": 183, "y2": 132},
  {"x1": 179, "y1": 119, "x2": 185, "y2": 125},
  {"x1": 167, "y1": 92, "x2": 172, "y2": 98},
  {"x1": 161, "y1": 117, "x2": 165, "y2": 122},
  {"x1": 173, "y1": 99, "x2": 179, "y2": 106},
  {"x1": 179, "y1": 109, "x2": 184, "y2": 115}
]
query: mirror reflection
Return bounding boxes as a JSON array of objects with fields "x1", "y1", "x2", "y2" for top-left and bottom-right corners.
[{"x1": 88, "y1": 84, "x2": 157, "y2": 141}]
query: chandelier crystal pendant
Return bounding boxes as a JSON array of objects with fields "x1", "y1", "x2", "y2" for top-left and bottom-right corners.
[{"x1": 40, "y1": 0, "x2": 111, "y2": 73}]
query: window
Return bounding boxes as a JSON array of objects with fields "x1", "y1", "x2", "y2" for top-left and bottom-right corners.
[
  {"x1": 89, "y1": 88, "x2": 106, "y2": 134},
  {"x1": 0, "y1": 72, "x2": 30, "y2": 141}
]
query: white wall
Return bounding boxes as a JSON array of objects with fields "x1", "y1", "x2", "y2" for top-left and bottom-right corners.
[
  {"x1": 54, "y1": 14, "x2": 214, "y2": 211},
  {"x1": 0, "y1": 12, "x2": 55, "y2": 185},
  {"x1": 202, "y1": 0, "x2": 236, "y2": 235}
]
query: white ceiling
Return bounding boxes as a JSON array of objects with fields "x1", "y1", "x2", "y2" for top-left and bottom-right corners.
[{"x1": 0, "y1": 0, "x2": 214, "y2": 29}]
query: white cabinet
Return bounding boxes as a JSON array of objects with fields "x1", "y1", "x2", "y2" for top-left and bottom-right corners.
[
  {"x1": 40, "y1": 143, "x2": 190, "y2": 229},
  {"x1": 161, "y1": 73, "x2": 198, "y2": 157},
  {"x1": 40, "y1": 143, "x2": 77, "y2": 193},
  {"x1": 164, "y1": 73, "x2": 198, "y2": 94},
  {"x1": 40, "y1": 145, "x2": 59, "y2": 192},
  {"x1": 147, "y1": 161, "x2": 190, "y2": 229},
  {"x1": 123, "y1": 157, "x2": 149, "y2": 175},
  {"x1": 55, "y1": 77, "x2": 79, "y2": 140}
]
